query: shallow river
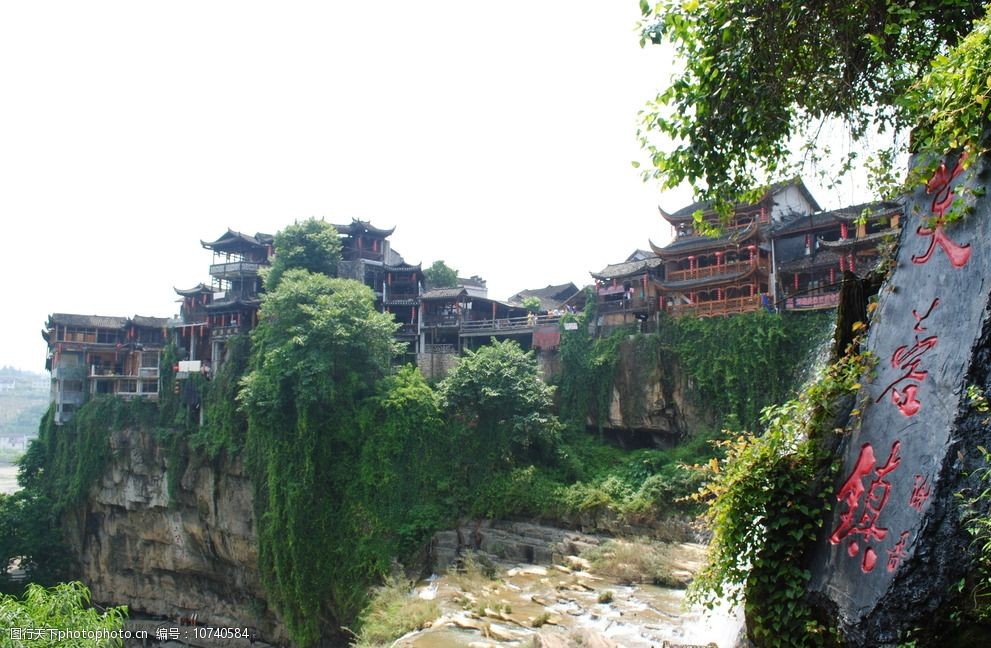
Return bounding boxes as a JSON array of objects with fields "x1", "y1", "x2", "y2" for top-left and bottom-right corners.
[{"x1": 396, "y1": 545, "x2": 743, "y2": 648}]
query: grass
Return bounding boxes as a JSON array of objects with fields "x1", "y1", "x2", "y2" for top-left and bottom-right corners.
[
  {"x1": 448, "y1": 551, "x2": 497, "y2": 591},
  {"x1": 351, "y1": 577, "x2": 439, "y2": 647},
  {"x1": 580, "y1": 539, "x2": 683, "y2": 587}
]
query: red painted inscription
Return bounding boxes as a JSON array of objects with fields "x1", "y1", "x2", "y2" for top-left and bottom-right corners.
[
  {"x1": 913, "y1": 155, "x2": 972, "y2": 268},
  {"x1": 830, "y1": 441, "x2": 902, "y2": 573},
  {"x1": 877, "y1": 298, "x2": 940, "y2": 416},
  {"x1": 908, "y1": 474, "x2": 932, "y2": 512}
]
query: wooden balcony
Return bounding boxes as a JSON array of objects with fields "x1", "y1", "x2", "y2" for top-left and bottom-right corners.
[
  {"x1": 666, "y1": 260, "x2": 764, "y2": 282},
  {"x1": 459, "y1": 314, "x2": 561, "y2": 337},
  {"x1": 209, "y1": 261, "x2": 262, "y2": 279},
  {"x1": 672, "y1": 295, "x2": 762, "y2": 318},
  {"x1": 783, "y1": 291, "x2": 840, "y2": 311},
  {"x1": 597, "y1": 298, "x2": 655, "y2": 314}
]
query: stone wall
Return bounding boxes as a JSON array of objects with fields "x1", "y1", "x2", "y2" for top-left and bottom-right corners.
[{"x1": 416, "y1": 351, "x2": 459, "y2": 381}]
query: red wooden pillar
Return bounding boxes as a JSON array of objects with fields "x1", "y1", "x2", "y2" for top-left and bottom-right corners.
[{"x1": 794, "y1": 273, "x2": 800, "y2": 292}]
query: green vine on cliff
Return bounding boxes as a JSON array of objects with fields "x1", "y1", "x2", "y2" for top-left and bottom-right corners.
[
  {"x1": 658, "y1": 310, "x2": 833, "y2": 430},
  {"x1": 689, "y1": 343, "x2": 874, "y2": 646}
]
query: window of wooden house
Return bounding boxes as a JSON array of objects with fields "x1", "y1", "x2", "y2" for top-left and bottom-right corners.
[
  {"x1": 97, "y1": 329, "x2": 121, "y2": 344},
  {"x1": 60, "y1": 352, "x2": 82, "y2": 367}
]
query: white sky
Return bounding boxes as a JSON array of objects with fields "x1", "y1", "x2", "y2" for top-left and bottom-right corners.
[{"x1": 0, "y1": 1, "x2": 871, "y2": 373}]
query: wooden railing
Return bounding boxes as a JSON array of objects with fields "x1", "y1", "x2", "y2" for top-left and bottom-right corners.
[
  {"x1": 783, "y1": 291, "x2": 840, "y2": 310},
  {"x1": 666, "y1": 260, "x2": 763, "y2": 282},
  {"x1": 597, "y1": 298, "x2": 655, "y2": 314},
  {"x1": 209, "y1": 261, "x2": 262, "y2": 278},
  {"x1": 423, "y1": 344, "x2": 456, "y2": 354},
  {"x1": 460, "y1": 314, "x2": 561, "y2": 334},
  {"x1": 671, "y1": 295, "x2": 761, "y2": 318}
]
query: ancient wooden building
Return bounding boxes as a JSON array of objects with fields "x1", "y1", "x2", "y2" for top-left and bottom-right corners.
[
  {"x1": 591, "y1": 252, "x2": 666, "y2": 327},
  {"x1": 647, "y1": 179, "x2": 821, "y2": 317},
  {"x1": 773, "y1": 201, "x2": 902, "y2": 310},
  {"x1": 44, "y1": 313, "x2": 169, "y2": 424}
]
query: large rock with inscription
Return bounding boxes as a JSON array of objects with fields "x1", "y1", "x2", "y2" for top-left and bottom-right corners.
[{"x1": 807, "y1": 153, "x2": 991, "y2": 642}]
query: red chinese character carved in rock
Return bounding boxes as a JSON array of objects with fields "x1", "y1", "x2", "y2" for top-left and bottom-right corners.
[
  {"x1": 877, "y1": 298, "x2": 940, "y2": 417},
  {"x1": 913, "y1": 155, "x2": 971, "y2": 268},
  {"x1": 830, "y1": 440, "x2": 902, "y2": 573},
  {"x1": 908, "y1": 474, "x2": 932, "y2": 512},
  {"x1": 886, "y1": 531, "x2": 911, "y2": 572}
]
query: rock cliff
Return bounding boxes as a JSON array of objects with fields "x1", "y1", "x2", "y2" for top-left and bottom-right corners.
[
  {"x1": 598, "y1": 339, "x2": 707, "y2": 444},
  {"x1": 61, "y1": 428, "x2": 288, "y2": 645}
]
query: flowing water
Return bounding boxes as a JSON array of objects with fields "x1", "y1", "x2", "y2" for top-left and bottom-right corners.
[{"x1": 395, "y1": 543, "x2": 743, "y2": 648}]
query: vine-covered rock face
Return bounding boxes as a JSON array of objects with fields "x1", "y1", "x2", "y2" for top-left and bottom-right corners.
[{"x1": 806, "y1": 153, "x2": 991, "y2": 642}]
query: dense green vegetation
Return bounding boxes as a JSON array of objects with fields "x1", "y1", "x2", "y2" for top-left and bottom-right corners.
[
  {"x1": 558, "y1": 303, "x2": 832, "y2": 432},
  {"x1": 637, "y1": 0, "x2": 985, "y2": 215},
  {"x1": 0, "y1": 582, "x2": 126, "y2": 647},
  {"x1": 264, "y1": 218, "x2": 343, "y2": 291},
  {"x1": 688, "y1": 345, "x2": 872, "y2": 646},
  {"x1": 423, "y1": 260, "x2": 459, "y2": 289},
  {"x1": 6, "y1": 216, "x2": 834, "y2": 646}
]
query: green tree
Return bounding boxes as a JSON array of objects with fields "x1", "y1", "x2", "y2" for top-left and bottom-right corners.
[
  {"x1": 240, "y1": 269, "x2": 400, "y2": 646},
  {"x1": 265, "y1": 217, "x2": 342, "y2": 290},
  {"x1": 0, "y1": 582, "x2": 126, "y2": 647},
  {"x1": 522, "y1": 296, "x2": 542, "y2": 313},
  {"x1": 424, "y1": 260, "x2": 459, "y2": 289},
  {"x1": 0, "y1": 490, "x2": 72, "y2": 593},
  {"x1": 637, "y1": 0, "x2": 985, "y2": 210},
  {"x1": 439, "y1": 340, "x2": 561, "y2": 476}
]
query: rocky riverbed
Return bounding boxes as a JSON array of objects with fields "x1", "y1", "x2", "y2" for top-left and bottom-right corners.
[{"x1": 391, "y1": 542, "x2": 742, "y2": 648}]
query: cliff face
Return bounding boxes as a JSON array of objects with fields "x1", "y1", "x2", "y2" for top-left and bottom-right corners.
[
  {"x1": 61, "y1": 428, "x2": 287, "y2": 644},
  {"x1": 598, "y1": 339, "x2": 707, "y2": 443}
]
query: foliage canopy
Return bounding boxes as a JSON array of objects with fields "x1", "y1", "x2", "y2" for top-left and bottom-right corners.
[
  {"x1": 241, "y1": 270, "x2": 399, "y2": 645},
  {"x1": 638, "y1": 0, "x2": 986, "y2": 209},
  {"x1": 0, "y1": 582, "x2": 126, "y2": 648},
  {"x1": 265, "y1": 217, "x2": 342, "y2": 290},
  {"x1": 424, "y1": 260, "x2": 459, "y2": 289}
]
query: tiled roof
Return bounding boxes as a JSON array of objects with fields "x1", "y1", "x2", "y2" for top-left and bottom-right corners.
[
  {"x1": 591, "y1": 257, "x2": 664, "y2": 281},
  {"x1": 201, "y1": 229, "x2": 273, "y2": 252},
  {"x1": 420, "y1": 287, "x2": 468, "y2": 300},
  {"x1": 508, "y1": 283, "x2": 580, "y2": 309},
  {"x1": 651, "y1": 220, "x2": 760, "y2": 256},
  {"x1": 333, "y1": 219, "x2": 396, "y2": 238},
  {"x1": 778, "y1": 250, "x2": 844, "y2": 272},
  {"x1": 174, "y1": 283, "x2": 212, "y2": 296},
  {"x1": 48, "y1": 313, "x2": 128, "y2": 329},
  {"x1": 131, "y1": 315, "x2": 171, "y2": 328},
  {"x1": 819, "y1": 229, "x2": 901, "y2": 250},
  {"x1": 659, "y1": 178, "x2": 821, "y2": 222}
]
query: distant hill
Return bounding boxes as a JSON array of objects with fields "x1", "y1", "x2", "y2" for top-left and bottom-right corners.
[{"x1": 0, "y1": 368, "x2": 49, "y2": 438}]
